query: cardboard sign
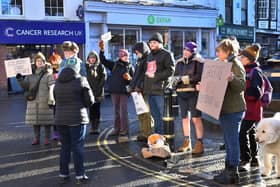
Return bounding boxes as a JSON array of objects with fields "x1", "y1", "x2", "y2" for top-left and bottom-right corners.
[
  {"x1": 101, "y1": 31, "x2": 112, "y2": 41},
  {"x1": 131, "y1": 92, "x2": 148, "y2": 115},
  {"x1": 4, "y1": 57, "x2": 32, "y2": 78},
  {"x1": 196, "y1": 59, "x2": 232, "y2": 120}
]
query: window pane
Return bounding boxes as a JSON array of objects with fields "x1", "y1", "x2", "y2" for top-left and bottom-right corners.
[
  {"x1": 270, "y1": 0, "x2": 277, "y2": 20},
  {"x1": 45, "y1": 0, "x2": 63, "y2": 16},
  {"x1": 258, "y1": 0, "x2": 269, "y2": 19},
  {"x1": 2, "y1": 0, "x2": 23, "y2": 15},
  {"x1": 108, "y1": 29, "x2": 124, "y2": 60},
  {"x1": 171, "y1": 31, "x2": 183, "y2": 60},
  {"x1": 201, "y1": 32, "x2": 210, "y2": 57},
  {"x1": 125, "y1": 30, "x2": 138, "y2": 66}
]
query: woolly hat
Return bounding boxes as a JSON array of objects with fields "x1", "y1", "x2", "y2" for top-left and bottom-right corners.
[
  {"x1": 149, "y1": 32, "x2": 163, "y2": 43},
  {"x1": 34, "y1": 52, "x2": 46, "y2": 63},
  {"x1": 63, "y1": 57, "x2": 80, "y2": 73},
  {"x1": 184, "y1": 42, "x2": 197, "y2": 54},
  {"x1": 241, "y1": 43, "x2": 261, "y2": 62},
  {"x1": 119, "y1": 49, "x2": 129, "y2": 58},
  {"x1": 62, "y1": 41, "x2": 79, "y2": 53}
]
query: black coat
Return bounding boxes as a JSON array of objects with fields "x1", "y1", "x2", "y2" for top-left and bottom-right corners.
[
  {"x1": 54, "y1": 68, "x2": 94, "y2": 126},
  {"x1": 99, "y1": 51, "x2": 134, "y2": 94}
]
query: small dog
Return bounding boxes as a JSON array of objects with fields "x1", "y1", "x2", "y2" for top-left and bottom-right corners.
[{"x1": 256, "y1": 113, "x2": 280, "y2": 178}]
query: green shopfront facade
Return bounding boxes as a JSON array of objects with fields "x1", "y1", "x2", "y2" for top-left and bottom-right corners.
[{"x1": 84, "y1": 1, "x2": 218, "y2": 65}]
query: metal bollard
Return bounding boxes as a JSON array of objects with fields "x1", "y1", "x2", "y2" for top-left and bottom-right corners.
[
  {"x1": 171, "y1": 90, "x2": 179, "y2": 117},
  {"x1": 162, "y1": 88, "x2": 175, "y2": 152}
]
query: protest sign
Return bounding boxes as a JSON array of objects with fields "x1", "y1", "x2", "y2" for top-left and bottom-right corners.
[
  {"x1": 196, "y1": 59, "x2": 232, "y2": 120},
  {"x1": 4, "y1": 57, "x2": 32, "y2": 78},
  {"x1": 101, "y1": 31, "x2": 112, "y2": 41},
  {"x1": 131, "y1": 92, "x2": 148, "y2": 115}
]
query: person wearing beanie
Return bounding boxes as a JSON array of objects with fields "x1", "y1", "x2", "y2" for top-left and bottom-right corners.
[
  {"x1": 84, "y1": 50, "x2": 107, "y2": 135},
  {"x1": 239, "y1": 43, "x2": 263, "y2": 172},
  {"x1": 54, "y1": 65, "x2": 94, "y2": 184},
  {"x1": 99, "y1": 40, "x2": 134, "y2": 137},
  {"x1": 59, "y1": 41, "x2": 86, "y2": 77},
  {"x1": 131, "y1": 41, "x2": 154, "y2": 142},
  {"x1": 16, "y1": 52, "x2": 55, "y2": 146},
  {"x1": 144, "y1": 32, "x2": 174, "y2": 134},
  {"x1": 174, "y1": 41, "x2": 205, "y2": 155}
]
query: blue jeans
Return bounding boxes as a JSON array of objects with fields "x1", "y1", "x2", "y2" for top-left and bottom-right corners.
[
  {"x1": 220, "y1": 111, "x2": 245, "y2": 167},
  {"x1": 58, "y1": 125, "x2": 87, "y2": 177},
  {"x1": 148, "y1": 95, "x2": 164, "y2": 134}
]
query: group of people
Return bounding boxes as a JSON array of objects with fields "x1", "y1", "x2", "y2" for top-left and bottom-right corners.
[{"x1": 15, "y1": 31, "x2": 266, "y2": 185}]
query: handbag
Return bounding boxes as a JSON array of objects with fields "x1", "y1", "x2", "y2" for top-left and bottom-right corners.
[{"x1": 24, "y1": 70, "x2": 46, "y2": 101}]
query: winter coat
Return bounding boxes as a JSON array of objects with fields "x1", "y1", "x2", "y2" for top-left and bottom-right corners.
[
  {"x1": 221, "y1": 55, "x2": 246, "y2": 114},
  {"x1": 99, "y1": 51, "x2": 134, "y2": 94},
  {"x1": 130, "y1": 42, "x2": 150, "y2": 91},
  {"x1": 174, "y1": 53, "x2": 204, "y2": 92},
  {"x1": 85, "y1": 51, "x2": 107, "y2": 103},
  {"x1": 17, "y1": 66, "x2": 55, "y2": 126},
  {"x1": 54, "y1": 68, "x2": 94, "y2": 126},
  {"x1": 143, "y1": 48, "x2": 175, "y2": 95},
  {"x1": 244, "y1": 62, "x2": 263, "y2": 121}
]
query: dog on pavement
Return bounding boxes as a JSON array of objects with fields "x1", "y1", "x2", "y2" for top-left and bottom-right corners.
[{"x1": 256, "y1": 112, "x2": 280, "y2": 178}]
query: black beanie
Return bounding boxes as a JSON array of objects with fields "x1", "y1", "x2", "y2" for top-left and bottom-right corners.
[{"x1": 149, "y1": 32, "x2": 163, "y2": 43}]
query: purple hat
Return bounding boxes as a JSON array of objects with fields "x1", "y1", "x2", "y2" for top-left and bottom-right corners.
[
  {"x1": 184, "y1": 42, "x2": 197, "y2": 54},
  {"x1": 119, "y1": 49, "x2": 129, "y2": 58}
]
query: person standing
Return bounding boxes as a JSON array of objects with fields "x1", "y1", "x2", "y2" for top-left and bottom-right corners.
[
  {"x1": 16, "y1": 52, "x2": 55, "y2": 145},
  {"x1": 239, "y1": 44, "x2": 263, "y2": 171},
  {"x1": 54, "y1": 61, "x2": 94, "y2": 184},
  {"x1": 131, "y1": 41, "x2": 154, "y2": 142},
  {"x1": 174, "y1": 42, "x2": 204, "y2": 154},
  {"x1": 213, "y1": 39, "x2": 246, "y2": 184},
  {"x1": 85, "y1": 50, "x2": 107, "y2": 134},
  {"x1": 99, "y1": 40, "x2": 134, "y2": 137},
  {"x1": 144, "y1": 32, "x2": 175, "y2": 134}
]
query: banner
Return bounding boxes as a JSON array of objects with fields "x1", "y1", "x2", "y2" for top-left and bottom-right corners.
[
  {"x1": 196, "y1": 59, "x2": 232, "y2": 120},
  {"x1": 4, "y1": 58, "x2": 32, "y2": 78}
]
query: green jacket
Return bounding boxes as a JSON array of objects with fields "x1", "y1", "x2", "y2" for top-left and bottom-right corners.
[{"x1": 221, "y1": 55, "x2": 246, "y2": 114}]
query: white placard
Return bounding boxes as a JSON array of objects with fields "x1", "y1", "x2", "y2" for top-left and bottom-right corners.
[
  {"x1": 131, "y1": 92, "x2": 148, "y2": 115},
  {"x1": 196, "y1": 59, "x2": 232, "y2": 120},
  {"x1": 4, "y1": 58, "x2": 32, "y2": 78},
  {"x1": 101, "y1": 31, "x2": 112, "y2": 41}
]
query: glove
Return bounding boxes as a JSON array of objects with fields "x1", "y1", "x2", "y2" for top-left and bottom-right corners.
[
  {"x1": 48, "y1": 105, "x2": 54, "y2": 109},
  {"x1": 123, "y1": 73, "x2": 131, "y2": 81},
  {"x1": 16, "y1": 73, "x2": 23, "y2": 80},
  {"x1": 99, "y1": 40, "x2": 105, "y2": 52}
]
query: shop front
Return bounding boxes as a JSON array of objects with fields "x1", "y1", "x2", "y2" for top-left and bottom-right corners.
[
  {"x1": 0, "y1": 20, "x2": 85, "y2": 94},
  {"x1": 84, "y1": 1, "x2": 217, "y2": 65}
]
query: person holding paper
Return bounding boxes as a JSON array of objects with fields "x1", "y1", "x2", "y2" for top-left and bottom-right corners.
[
  {"x1": 143, "y1": 32, "x2": 174, "y2": 134},
  {"x1": 213, "y1": 39, "x2": 246, "y2": 185},
  {"x1": 131, "y1": 41, "x2": 154, "y2": 142},
  {"x1": 174, "y1": 42, "x2": 204, "y2": 155},
  {"x1": 99, "y1": 40, "x2": 134, "y2": 137},
  {"x1": 16, "y1": 52, "x2": 55, "y2": 145}
]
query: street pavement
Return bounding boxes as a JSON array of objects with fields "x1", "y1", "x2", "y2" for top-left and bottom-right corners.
[{"x1": 0, "y1": 94, "x2": 279, "y2": 187}]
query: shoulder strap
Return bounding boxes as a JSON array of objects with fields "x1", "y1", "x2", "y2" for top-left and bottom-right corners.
[{"x1": 31, "y1": 70, "x2": 46, "y2": 92}]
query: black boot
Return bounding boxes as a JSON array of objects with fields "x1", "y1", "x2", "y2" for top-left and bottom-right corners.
[
  {"x1": 90, "y1": 119, "x2": 100, "y2": 135},
  {"x1": 213, "y1": 165, "x2": 240, "y2": 184}
]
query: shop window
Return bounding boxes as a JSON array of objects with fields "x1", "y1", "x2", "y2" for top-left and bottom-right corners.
[
  {"x1": 171, "y1": 31, "x2": 183, "y2": 60},
  {"x1": 1, "y1": 0, "x2": 23, "y2": 15},
  {"x1": 241, "y1": 0, "x2": 247, "y2": 25},
  {"x1": 45, "y1": 0, "x2": 64, "y2": 16},
  {"x1": 225, "y1": 0, "x2": 233, "y2": 24},
  {"x1": 201, "y1": 32, "x2": 210, "y2": 58},
  {"x1": 108, "y1": 28, "x2": 140, "y2": 66}
]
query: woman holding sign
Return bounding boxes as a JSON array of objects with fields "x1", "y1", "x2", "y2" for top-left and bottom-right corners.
[{"x1": 213, "y1": 38, "x2": 246, "y2": 184}]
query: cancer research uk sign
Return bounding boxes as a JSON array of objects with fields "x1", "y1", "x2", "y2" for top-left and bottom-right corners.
[
  {"x1": 0, "y1": 20, "x2": 85, "y2": 44},
  {"x1": 196, "y1": 60, "x2": 232, "y2": 120}
]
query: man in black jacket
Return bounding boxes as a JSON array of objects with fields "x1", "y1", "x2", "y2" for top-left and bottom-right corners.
[{"x1": 143, "y1": 32, "x2": 175, "y2": 134}]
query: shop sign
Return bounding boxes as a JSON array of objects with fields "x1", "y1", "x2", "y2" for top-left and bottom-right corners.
[
  {"x1": 219, "y1": 24, "x2": 254, "y2": 41},
  {"x1": 0, "y1": 20, "x2": 85, "y2": 44},
  {"x1": 147, "y1": 15, "x2": 171, "y2": 25}
]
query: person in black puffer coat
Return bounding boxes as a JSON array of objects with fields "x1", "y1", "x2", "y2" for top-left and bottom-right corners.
[
  {"x1": 84, "y1": 50, "x2": 107, "y2": 135},
  {"x1": 54, "y1": 64, "x2": 94, "y2": 184},
  {"x1": 131, "y1": 42, "x2": 154, "y2": 142},
  {"x1": 99, "y1": 40, "x2": 134, "y2": 137}
]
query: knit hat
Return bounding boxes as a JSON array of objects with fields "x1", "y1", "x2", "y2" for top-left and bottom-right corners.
[
  {"x1": 63, "y1": 57, "x2": 80, "y2": 73},
  {"x1": 119, "y1": 49, "x2": 129, "y2": 58},
  {"x1": 62, "y1": 41, "x2": 79, "y2": 53},
  {"x1": 241, "y1": 43, "x2": 261, "y2": 62},
  {"x1": 149, "y1": 32, "x2": 163, "y2": 43},
  {"x1": 184, "y1": 42, "x2": 197, "y2": 54},
  {"x1": 34, "y1": 52, "x2": 46, "y2": 63}
]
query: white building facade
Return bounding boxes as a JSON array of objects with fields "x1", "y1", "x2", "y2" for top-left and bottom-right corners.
[
  {"x1": 0, "y1": 0, "x2": 85, "y2": 94},
  {"x1": 84, "y1": 0, "x2": 218, "y2": 65}
]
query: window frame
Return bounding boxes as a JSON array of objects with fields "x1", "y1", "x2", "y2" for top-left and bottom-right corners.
[
  {"x1": 258, "y1": 0, "x2": 269, "y2": 19},
  {"x1": 44, "y1": 0, "x2": 64, "y2": 17},
  {"x1": 1, "y1": 0, "x2": 24, "y2": 16}
]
